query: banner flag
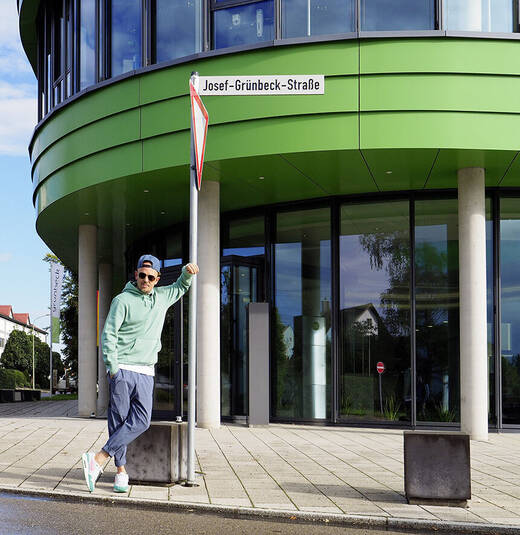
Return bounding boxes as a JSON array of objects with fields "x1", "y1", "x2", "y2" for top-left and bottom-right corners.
[{"x1": 50, "y1": 262, "x2": 64, "y2": 342}]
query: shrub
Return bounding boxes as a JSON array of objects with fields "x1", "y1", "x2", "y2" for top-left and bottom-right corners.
[{"x1": 0, "y1": 369, "x2": 30, "y2": 389}]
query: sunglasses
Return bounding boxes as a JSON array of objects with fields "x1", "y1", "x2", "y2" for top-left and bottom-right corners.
[{"x1": 138, "y1": 272, "x2": 158, "y2": 282}]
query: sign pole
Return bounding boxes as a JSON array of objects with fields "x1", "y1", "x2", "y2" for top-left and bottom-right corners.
[
  {"x1": 49, "y1": 265, "x2": 53, "y2": 395},
  {"x1": 376, "y1": 361, "x2": 385, "y2": 414},
  {"x1": 186, "y1": 71, "x2": 199, "y2": 487}
]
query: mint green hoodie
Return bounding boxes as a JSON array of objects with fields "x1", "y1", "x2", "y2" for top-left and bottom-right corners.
[{"x1": 101, "y1": 266, "x2": 193, "y2": 375}]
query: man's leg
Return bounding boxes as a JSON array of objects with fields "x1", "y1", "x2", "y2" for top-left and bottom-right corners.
[
  {"x1": 101, "y1": 371, "x2": 154, "y2": 469},
  {"x1": 94, "y1": 370, "x2": 131, "y2": 471}
]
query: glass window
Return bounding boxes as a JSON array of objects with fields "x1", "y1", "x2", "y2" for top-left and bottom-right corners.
[
  {"x1": 486, "y1": 199, "x2": 495, "y2": 425},
  {"x1": 443, "y1": 0, "x2": 513, "y2": 32},
  {"x1": 163, "y1": 231, "x2": 183, "y2": 267},
  {"x1": 155, "y1": 0, "x2": 202, "y2": 64},
  {"x1": 221, "y1": 216, "x2": 265, "y2": 417},
  {"x1": 415, "y1": 199, "x2": 459, "y2": 423},
  {"x1": 500, "y1": 198, "x2": 520, "y2": 425},
  {"x1": 339, "y1": 201, "x2": 411, "y2": 423},
  {"x1": 273, "y1": 208, "x2": 331, "y2": 419},
  {"x1": 361, "y1": 0, "x2": 436, "y2": 31},
  {"x1": 213, "y1": 1, "x2": 274, "y2": 50},
  {"x1": 282, "y1": 0, "x2": 356, "y2": 39},
  {"x1": 111, "y1": 0, "x2": 142, "y2": 77},
  {"x1": 80, "y1": 0, "x2": 96, "y2": 89}
]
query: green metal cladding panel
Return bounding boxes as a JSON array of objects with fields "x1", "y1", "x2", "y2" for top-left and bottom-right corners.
[{"x1": 30, "y1": 38, "x2": 520, "y2": 268}]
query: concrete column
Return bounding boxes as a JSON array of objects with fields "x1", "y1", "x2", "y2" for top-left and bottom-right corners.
[
  {"x1": 97, "y1": 262, "x2": 112, "y2": 416},
  {"x1": 458, "y1": 167, "x2": 488, "y2": 441},
  {"x1": 78, "y1": 225, "x2": 98, "y2": 417},
  {"x1": 196, "y1": 181, "x2": 220, "y2": 429}
]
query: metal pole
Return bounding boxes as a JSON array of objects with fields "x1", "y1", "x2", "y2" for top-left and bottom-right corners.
[
  {"x1": 379, "y1": 373, "x2": 383, "y2": 414},
  {"x1": 186, "y1": 71, "x2": 199, "y2": 486},
  {"x1": 32, "y1": 324, "x2": 35, "y2": 390},
  {"x1": 49, "y1": 265, "x2": 53, "y2": 396}
]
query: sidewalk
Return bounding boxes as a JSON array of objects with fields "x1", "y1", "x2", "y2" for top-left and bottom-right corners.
[{"x1": 1, "y1": 400, "x2": 520, "y2": 533}]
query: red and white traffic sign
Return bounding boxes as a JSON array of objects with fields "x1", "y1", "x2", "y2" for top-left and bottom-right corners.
[
  {"x1": 190, "y1": 80, "x2": 209, "y2": 190},
  {"x1": 376, "y1": 362, "x2": 385, "y2": 374}
]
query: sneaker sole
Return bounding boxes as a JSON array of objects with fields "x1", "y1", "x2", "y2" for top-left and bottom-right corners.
[
  {"x1": 113, "y1": 486, "x2": 129, "y2": 493},
  {"x1": 81, "y1": 453, "x2": 94, "y2": 493}
]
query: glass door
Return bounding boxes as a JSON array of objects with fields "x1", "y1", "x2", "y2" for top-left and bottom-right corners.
[
  {"x1": 221, "y1": 256, "x2": 263, "y2": 419},
  {"x1": 152, "y1": 265, "x2": 184, "y2": 421}
]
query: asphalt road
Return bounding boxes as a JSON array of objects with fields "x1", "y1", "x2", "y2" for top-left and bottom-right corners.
[{"x1": 0, "y1": 492, "x2": 432, "y2": 535}]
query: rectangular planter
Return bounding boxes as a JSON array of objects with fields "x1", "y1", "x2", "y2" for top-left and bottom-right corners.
[
  {"x1": 126, "y1": 421, "x2": 187, "y2": 485},
  {"x1": 18, "y1": 390, "x2": 41, "y2": 401},
  {"x1": 404, "y1": 431, "x2": 471, "y2": 506},
  {"x1": 0, "y1": 389, "x2": 20, "y2": 403}
]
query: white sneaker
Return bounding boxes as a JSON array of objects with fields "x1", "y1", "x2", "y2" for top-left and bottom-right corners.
[
  {"x1": 114, "y1": 472, "x2": 129, "y2": 493},
  {"x1": 81, "y1": 452, "x2": 103, "y2": 493}
]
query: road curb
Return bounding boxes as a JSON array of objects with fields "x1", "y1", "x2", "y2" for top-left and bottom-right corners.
[{"x1": 1, "y1": 485, "x2": 520, "y2": 534}]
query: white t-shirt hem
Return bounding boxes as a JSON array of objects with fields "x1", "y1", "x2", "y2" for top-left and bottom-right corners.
[{"x1": 117, "y1": 364, "x2": 155, "y2": 376}]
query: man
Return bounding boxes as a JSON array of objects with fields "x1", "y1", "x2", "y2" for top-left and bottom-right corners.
[{"x1": 82, "y1": 254, "x2": 199, "y2": 493}]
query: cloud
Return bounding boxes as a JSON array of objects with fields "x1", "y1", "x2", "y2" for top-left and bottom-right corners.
[
  {"x1": 0, "y1": 2, "x2": 34, "y2": 79},
  {"x1": 0, "y1": 80, "x2": 36, "y2": 156},
  {"x1": 0, "y1": 2, "x2": 38, "y2": 156},
  {"x1": 0, "y1": 253, "x2": 13, "y2": 263}
]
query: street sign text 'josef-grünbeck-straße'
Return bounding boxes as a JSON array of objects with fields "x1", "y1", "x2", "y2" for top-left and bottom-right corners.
[{"x1": 199, "y1": 75, "x2": 324, "y2": 95}]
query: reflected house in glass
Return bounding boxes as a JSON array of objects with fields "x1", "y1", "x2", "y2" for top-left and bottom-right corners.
[{"x1": 16, "y1": 0, "x2": 520, "y2": 435}]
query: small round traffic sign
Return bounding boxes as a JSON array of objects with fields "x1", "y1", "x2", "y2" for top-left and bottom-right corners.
[{"x1": 376, "y1": 362, "x2": 385, "y2": 374}]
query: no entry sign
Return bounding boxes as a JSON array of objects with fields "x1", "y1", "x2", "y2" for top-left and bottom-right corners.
[{"x1": 376, "y1": 362, "x2": 385, "y2": 374}]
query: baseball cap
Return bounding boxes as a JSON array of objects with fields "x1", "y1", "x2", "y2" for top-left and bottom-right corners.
[{"x1": 137, "y1": 254, "x2": 161, "y2": 273}]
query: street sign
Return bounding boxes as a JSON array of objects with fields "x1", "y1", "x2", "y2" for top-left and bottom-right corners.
[
  {"x1": 377, "y1": 361, "x2": 385, "y2": 374},
  {"x1": 198, "y1": 75, "x2": 324, "y2": 96},
  {"x1": 189, "y1": 80, "x2": 209, "y2": 190}
]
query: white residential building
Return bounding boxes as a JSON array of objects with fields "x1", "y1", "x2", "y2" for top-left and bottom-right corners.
[{"x1": 0, "y1": 306, "x2": 47, "y2": 358}]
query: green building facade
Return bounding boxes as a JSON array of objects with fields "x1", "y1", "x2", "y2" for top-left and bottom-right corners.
[{"x1": 17, "y1": 0, "x2": 520, "y2": 436}]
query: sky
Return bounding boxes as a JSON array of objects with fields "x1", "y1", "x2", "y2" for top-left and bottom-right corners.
[{"x1": 0, "y1": 1, "x2": 52, "y2": 329}]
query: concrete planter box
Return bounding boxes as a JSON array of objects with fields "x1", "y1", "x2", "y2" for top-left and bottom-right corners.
[
  {"x1": 0, "y1": 389, "x2": 21, "y2": 403},
  {"x1": 18, "y1": 389, "x2": 41, "y2": 401},
  {"x1": 126, "y1": 421, "x2": 187, "y2": 485},
  {"x1": 404, "y1": 431, "x2": 471, "y2": 506}
]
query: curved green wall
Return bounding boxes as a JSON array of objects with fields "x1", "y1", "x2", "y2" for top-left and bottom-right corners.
[{"x1": 29, "y1": 37, "x2": 520, "y2": 268}]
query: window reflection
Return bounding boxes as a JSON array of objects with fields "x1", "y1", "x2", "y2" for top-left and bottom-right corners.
[
  {"x1": 500, "y1": 198, "x2": 520, "y2": 424},
  {"x1": 339, "y1": 202, "x2": 411, "y2": 422},
  {"x1": 282, "y1": 0, "x2": 356, "y2": 38},
  {"x1": 444, "y1": 0, "x2": 513, "y2": 32},
  {"x1": 156, "y1": 0, "x2": 202, "y2": 63},
  {"x1": 221, "y1": 216, "x2": 265, "y2": 418},
  {"x1": 111, "y1": 0, "x2": 141, "y2": 77},
  {"x1": 80, "y1": 0, "x2": 96, "y2": 89},
  {"x1": 273, "y1": 208, "x2": 331, "y2": 419},
  {"x1": 486, "y1": 201, "x2": 494, "y2": 424},
  {"x1": 415, "y1": 200, "x2": 459, "y2": 423},
  {"x1": 213, "y1": 1, "x2": 274, "y2": 49},
  {"x1": 361, "y1": 0, "x2": 435, "y2": 31}
]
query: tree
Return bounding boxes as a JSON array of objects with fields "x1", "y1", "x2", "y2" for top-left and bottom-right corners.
[{"x1": 1, "y1": 330, "x2": 64, "y2": 388}]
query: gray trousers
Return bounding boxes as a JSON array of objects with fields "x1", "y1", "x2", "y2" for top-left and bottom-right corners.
[{"x1": 102, "y1": 369, "x2": 154, "y2": 467}]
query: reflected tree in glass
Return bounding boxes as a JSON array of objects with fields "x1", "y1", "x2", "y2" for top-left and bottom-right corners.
[{"x1": 340, "y1": 201, "x2": 411, "y2": 422}]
